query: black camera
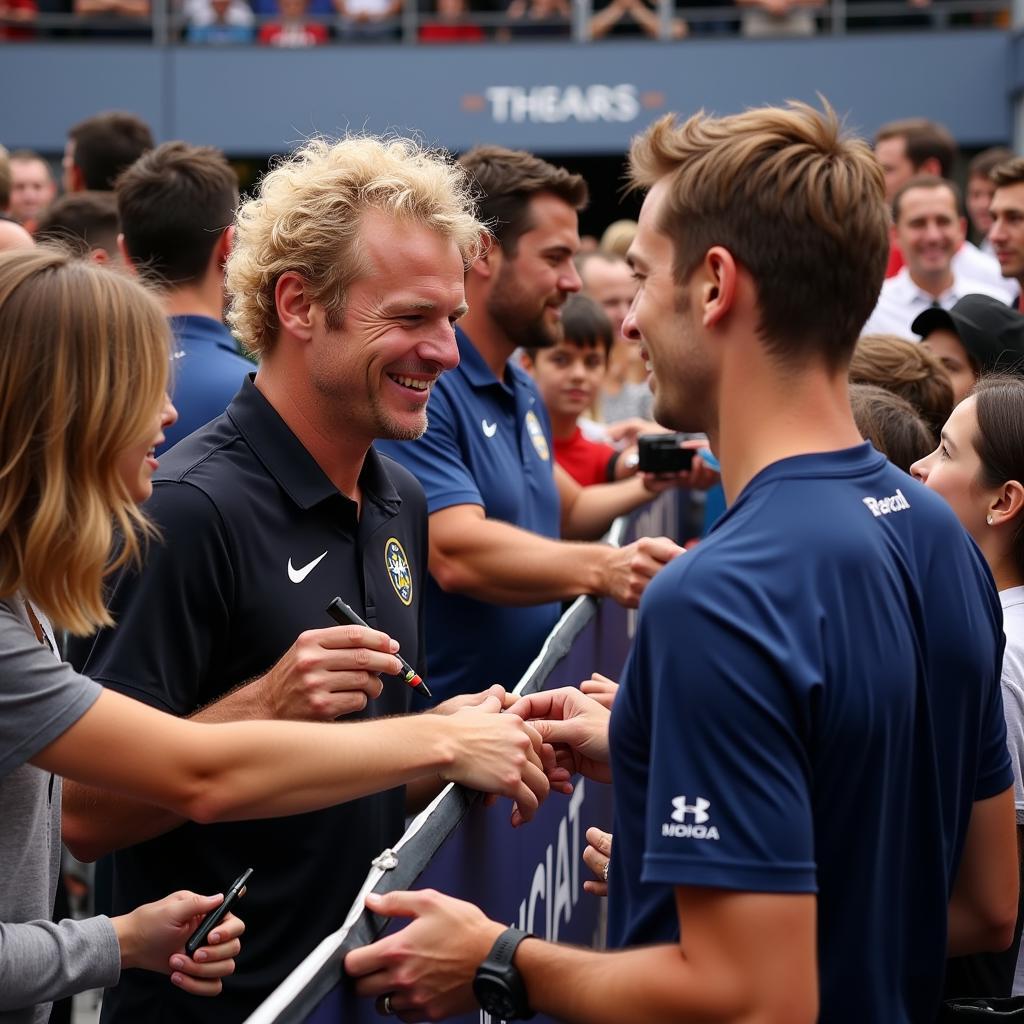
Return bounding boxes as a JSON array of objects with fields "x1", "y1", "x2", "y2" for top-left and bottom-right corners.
[{"x1": 636, "y1": 433, "x2": 695, "y2": 474}]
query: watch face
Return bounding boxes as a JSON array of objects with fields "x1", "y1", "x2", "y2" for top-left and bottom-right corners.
[{"x1": 474, "y1": 975, "x2": 517, "y2": 1019}]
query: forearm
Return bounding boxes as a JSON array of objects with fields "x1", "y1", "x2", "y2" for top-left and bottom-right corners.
[
  {"x1": 517, "y1": 939, "x2": 808, "y2": 1024},
  {"x1": 431, "y1": 517, "x2": 613, "y2": 604},
  {"x1": 587, "y1": 4, "x2": 622, "y2": 37},
  {"x1": 41, "y1": 690, "x2": 463, "y2": 826},
  {"x1": 561, "y1": 475, "x2": 652, "y2": 540},
  {"x1": 628, "y1": 1, "x2": 662, "y2": 35},
  {"x1": 62, "y1": 681, "x2": 272, "y2": 861},
  {"x1": 0, "y1": 916, "x2": 120, "y2": 1010}
]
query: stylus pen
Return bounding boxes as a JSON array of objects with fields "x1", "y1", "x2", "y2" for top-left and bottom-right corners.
[
  {"x1": 185, "y1": 868, "x2": 252, "y2": 957},
  {"x1": 326, "y1": 597, "x2": 433, "y2": 699}
]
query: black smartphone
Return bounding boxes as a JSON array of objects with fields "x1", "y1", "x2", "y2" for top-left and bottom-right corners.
[
  {"x1": 185, "y1": 868, "x2": 253, "y2": 957},
  {"x1": 636, "y1": 433, "x2": 695, "y2": 474}
]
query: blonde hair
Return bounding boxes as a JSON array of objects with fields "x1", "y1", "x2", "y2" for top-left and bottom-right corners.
[
  {"x1": 0, "y1": 249, "x2": 169, "y2": 635},
  {"x1": 599, "y1": 219, "x2": 637, "y2": 259},
  {"x1": 629, "y1": 100, "x2": 889, "y2": 366},
  {"x1": 226, "y1": 135, "x2": 485, "y2": 359}
]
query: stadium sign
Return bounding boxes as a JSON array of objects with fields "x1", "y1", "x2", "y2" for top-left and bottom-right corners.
[{"x1": 466, "y1": 83, "x2": 649, "y2": 124}]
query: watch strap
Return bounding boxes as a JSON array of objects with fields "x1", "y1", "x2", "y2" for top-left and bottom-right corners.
[{"x1": 486, "y1": 927, "x2": 533, "y2": 968}]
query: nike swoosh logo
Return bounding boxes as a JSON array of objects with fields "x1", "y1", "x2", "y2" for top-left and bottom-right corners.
[
  {"x1": 481, "y1": 420, "x2": 497, "y2": 438},
  {"x1": 287, "y1": 551, "x2": 328, "y2": 584}
]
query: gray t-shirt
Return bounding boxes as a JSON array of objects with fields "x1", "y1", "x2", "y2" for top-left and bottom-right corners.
[{"x1": 0, "y1": 597, "x2": 119, "y2": 1023}]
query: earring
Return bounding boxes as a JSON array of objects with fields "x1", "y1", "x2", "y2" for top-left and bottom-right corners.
[{"x1": 987, "y1": 514, "x2": 994, "y2": 525}]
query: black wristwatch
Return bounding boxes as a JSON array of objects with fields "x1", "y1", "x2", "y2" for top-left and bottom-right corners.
[{"x1": 473, "y1": 927, "x2": 535, "y2": 1021}]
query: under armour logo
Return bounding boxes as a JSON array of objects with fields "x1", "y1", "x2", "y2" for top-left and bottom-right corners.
[{"x1": 671, "y1": 795, "x2": 710, "y2": 824}]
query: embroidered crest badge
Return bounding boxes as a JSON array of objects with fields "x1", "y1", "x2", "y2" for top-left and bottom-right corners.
[{"x1": 385, "y1": 537, "x2": 413, "y2": 606}]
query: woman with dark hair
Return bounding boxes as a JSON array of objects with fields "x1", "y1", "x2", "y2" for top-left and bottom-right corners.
[{"x1": 912, "y1": 373, "x2": 1024, "y2": 997}]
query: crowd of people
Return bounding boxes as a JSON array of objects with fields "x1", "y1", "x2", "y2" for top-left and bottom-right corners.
[
  {"x1": 0, "y1": 0, "x2": 1006, "y2": 44},
  {"x1": 3, "y1": 101, "x2": 1024, "y2": 1024}
]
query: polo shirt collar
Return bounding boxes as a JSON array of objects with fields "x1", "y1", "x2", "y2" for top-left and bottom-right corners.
[
  {"x1": 226, "y1": 375, "x2": 401, "y2": 513},
  {"x1": 455, "y1": 326, "x2": 517, "y2": 396},
  {"x1": 168, "y1": 314, "x2": 241, "y2": 355}
]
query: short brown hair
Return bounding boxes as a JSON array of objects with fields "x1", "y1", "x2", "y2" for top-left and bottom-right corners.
[
  {"x1": 36, "y1": 191, "x2": 120, "y2": 258},
  {"x1": 117, "y1": 141, "x2": 238, "y2": 287},
  {"x1": 969, "y1": 146, "x2": 1013, "y2": 182},
  {"x1": 875, "y1": 118, "x2": 957, "y2": 179},
  {"x1": 850, "y1": 383, "x2": 935, "y2": 473},
  {"x1": 891, "y1": 174, "x2": 962, "y2": 223},
  {"x1": 629, "y1": 101, "x2": 889, "y2": 367},
  {"x1": 991, "y1": 157, "x2": 1024, "y2": 191},
  {"x1": 849, "y1": 334, "x2": 953, "y2": 436},
  {"x1": 68, "y1": 111, "x2": 154, "y2": 191},
  {"x1": 458, "y1": 145, "x2": 588, "y2": 255}
]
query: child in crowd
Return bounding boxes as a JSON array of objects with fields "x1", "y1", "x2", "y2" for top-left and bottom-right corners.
[
  {"x1": 849, "y1": 382, "x2": 935, "y2": 473},
  {"x1": 520, "y1": 294, "x2": 627, "y2": 486}
]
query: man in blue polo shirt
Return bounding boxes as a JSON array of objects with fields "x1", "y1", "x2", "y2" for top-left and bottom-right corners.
[
  {"x1": 116, "y1": 140, "x2": 255, "y2": 451},
  {"x1": 346, "y1": 103, "x2": 1019, "y2": 1023},
  {"x1": 377, "y1": 146, "x2": 683, "y2": 702},
  {"x1": 62, "y1": 136, "x2": 554, "y2": 1024}
]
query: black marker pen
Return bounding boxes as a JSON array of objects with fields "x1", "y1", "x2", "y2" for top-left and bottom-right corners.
[
  {"x1": 185, "y1": 868, "x2": 252, "y2": 957},
  {"x1": 326, "y1": 597, "x2": 432, "y2": 699}
]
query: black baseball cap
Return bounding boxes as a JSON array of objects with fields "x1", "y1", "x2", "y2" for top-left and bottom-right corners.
[{"x1": 912, "y1": 294, "x2": 1024, "y2": 374}]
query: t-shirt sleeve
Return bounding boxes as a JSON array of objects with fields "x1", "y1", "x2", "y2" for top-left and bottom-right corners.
[
  {"x1": 68, "y1": 481, "x2": 236, "y2": 716},
  {"x1": 1000, "y1": 673, "x2": 1024, "y2": 824},
  {"x1": 0, "y1": 915, "x2": 119, "y2": 1010},
  {"x1": 636, "y1": 564, "x2": 817, "y2": 894},
  {"x1": 376, "y1": 386, "x2": 483, "y2": 514},
  {"x1": 0, "y1": 602, "x2": 102, "y2": 779}
]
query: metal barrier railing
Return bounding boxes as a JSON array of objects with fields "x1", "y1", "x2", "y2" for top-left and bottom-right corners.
[{"x1": 0, "y1": 0, "x2": 1010, "y2": 46}]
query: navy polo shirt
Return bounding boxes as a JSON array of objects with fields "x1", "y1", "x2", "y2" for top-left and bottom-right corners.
[
  {"x1": 162, "y1": 314, "x2": 255, "y2": 453},
  {"x1": 607, "y1": 444, "x2": 1012, "y2": 1023},
  {"x1": 70, "y1": 375, "x2": 427, "y2": 1024},
  {"x1": 376, "y1": 327, "x2": 561, "y2": 701}
]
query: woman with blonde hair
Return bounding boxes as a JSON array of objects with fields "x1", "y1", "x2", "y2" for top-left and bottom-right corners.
[{"x1": 0, "y1": 249, "x2": 551, "y2": 1022}]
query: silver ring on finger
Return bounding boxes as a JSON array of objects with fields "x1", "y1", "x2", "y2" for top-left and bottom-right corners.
[
  {"x1": 602, "y1": 860, "x2": 609, "y2": 883},
  {"x1": 383, "y1": 994, "x2": 395, "y2": 1016}
]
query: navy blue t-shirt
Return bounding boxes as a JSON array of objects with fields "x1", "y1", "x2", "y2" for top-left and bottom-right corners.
[
  {"x1": 608, "y1": 444, "x2": 1011, "y2": 1023},
  {"x1": 376, "y1": 328, "x2": 561, "y2": 700},
  {"x1": 163, "y1": 314, "x2": 255, "y2": 453}
]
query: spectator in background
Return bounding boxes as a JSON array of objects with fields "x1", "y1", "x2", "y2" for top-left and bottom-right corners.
[
  {"x1": 862, "y1": 176, "x2": 1007, "y2": 338},
  {"x1": 990, "y1": 157, "x2": 1024, "y2": 313},
  {"x1": 587, "y1": 0, "x2": 685, "y2": 39},
  {"x1": 969, "y1": 146, "x2": 1013, "y2": 253},
  {"x1": 520, "y1": 294, "x2": 621, "y2": 485},
  {"x1": 0, "y1": 219, "x2": 34, "y2": 251},
  {"x1": 0, "y1": 0, "x2": 36, "y2": 38},
  {"x1": 116, "y1": 141, "x2": 253, "y2": 452},
  {"x1": 577, "y1": 250, "x2": 651, "y2": 421},
  {"x1": 913, "y1": 294, "x2": 1024, "y2": 404},
  {"x1": 333, "y1": 0, "x2": 398, "y2": 40},
  {"x1": 737, "y1": 0, "x2": 820, "y2": 37},
  {"x1": 186, "y1": 0, "x2": 254, "y2": 42},
  {"x1": 849, "y1": 382, "x2": 935, "y2": 472},
  {"x1": 599, "y1": 217, "x2": 636, "y2": 258},
  {"x1": 8, "y1": 151, "x2": 56, "y2": 232},
  {"x1": 503, "y1": 0, "x2": 570, "y2": 39},
  {"x1": 418, "y1": 0, "x2": 483, "y2": 42},
  {"x1": 72, "y1": 0, "x2": 150, "y2": 35},
  {"x1": 874, "y1": 118, "x2": 1010, "y2": 296},
  {"x1": 849, "y1": 333, "x2": 953, "y2": 437},
  {"x1": 259, "y1": 0, "x2": 327, "y2": 43},
  {"x1": 63, "y1": 112, "x2": 153, "y2": 193},
  {"x1": 35, "y1": 190, "x2": 120, "y2": 261}
]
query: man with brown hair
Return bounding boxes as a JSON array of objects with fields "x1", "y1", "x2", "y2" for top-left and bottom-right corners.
[
  {"x1": 115, "y1": 140, "x2": 253, "y2": 450},
  {"x1": 968, "y1": 146, "x2": 1013, "y2": 251},
  {"x1": 8, "y1": 149, "x2": 56, "y2": 231},
  {"x1": 990, "y1": 157, "x2": 1024, "y2": 312},
  {"x1": 62, "y1": 110, "x2": 153, "y2": 192},
  {"x1": 377, "y1": 145, "x2": 682, "y2": 702},
  {"x1": 348, "y1": 102, "x2": 1017, "y2": 1024},
  {"x1": 35, "y1": 190, "x2": 120, "y2": 261},
  {"x1": 874, "y1": 118, "x2": 1008, "y2": 292},
  {"x1": 862, "y1": 175, "x2": 1011, "y2": 338}
]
